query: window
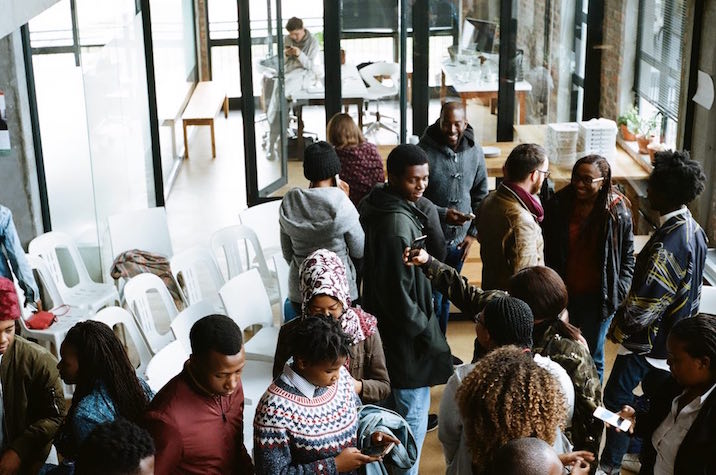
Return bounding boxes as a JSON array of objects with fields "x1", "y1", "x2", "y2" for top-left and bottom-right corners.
[{"x1": 635, "y1": 0, "x2": 687, "y2": 148}]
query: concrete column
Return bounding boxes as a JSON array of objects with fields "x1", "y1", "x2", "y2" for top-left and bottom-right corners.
[{"x1": 0, "y1": 30, "x2": 43, "y2": 246}]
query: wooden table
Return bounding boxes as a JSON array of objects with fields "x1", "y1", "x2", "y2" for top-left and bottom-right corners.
[
  {"x1": 440, "y1": 61, "x2": 532, "y2": 124},
  {"x1": 290, "y1": 64, "x2": 368, "y2": 160}
]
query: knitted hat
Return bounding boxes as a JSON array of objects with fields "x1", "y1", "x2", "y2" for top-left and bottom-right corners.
[
  {"x1": 0, "y1": 277, "x2": 20, "y2": 321},
  {"x1": 483, "y1": 296, "x2": 533, "y2": 348},
  {"x1": 303, "y1": 141, "x2": 341, "y2": 182}
]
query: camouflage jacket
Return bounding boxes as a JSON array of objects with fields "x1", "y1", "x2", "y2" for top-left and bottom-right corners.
[
  {"x1": 421, "y1": 257, "x2": 507, "y2": 318},
  {"x1": 534, "y1": 321, "x2": 603, "y2": 456}
]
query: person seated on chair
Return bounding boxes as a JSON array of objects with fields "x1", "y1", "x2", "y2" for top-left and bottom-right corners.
[
  {"x1": 266, "y1": 17, "x2": 319, "y2": 159},
  {"x1": 47, "y1": 321, "x2": 154, "y2": 472},
  {"x1": 0, "y1": 277, "x2": 65, "y2": 475},
  {"x1": 272, "y1": 248, "x2": 390, "y2": 403},
  {"x1": 75, "y1": 419, "x2": 155, "y2": 475},
  {"x1": 143, "y1": 315, "x2": 253, "y2": 474}
]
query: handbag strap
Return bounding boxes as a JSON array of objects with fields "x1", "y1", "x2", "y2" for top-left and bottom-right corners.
[{"x1": 49, "y1": 304, "x2": 71, "y2": 317}]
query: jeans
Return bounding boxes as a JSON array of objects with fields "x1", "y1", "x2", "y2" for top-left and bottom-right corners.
[
  {"x1": 433, "y1": 244, "x2": 465, "y2": 335},
  {"x1": 568, "y1": 294, "x2": 612, "y2": 382},
  {"x1": 391, "y1": 387, "x2": 430, "y2": 475},
  {"x1": 600, "y1": 353, "x2": 654, "y2": 470}
]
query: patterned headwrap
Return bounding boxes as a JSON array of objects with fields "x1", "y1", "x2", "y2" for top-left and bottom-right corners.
[{"x1": 299, "y1": 249, "x2": 377, "y2": 345}]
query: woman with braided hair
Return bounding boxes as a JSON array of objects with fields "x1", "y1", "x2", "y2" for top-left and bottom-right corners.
[
  {"x1": 456, "y1": 345, "x2": 581, "y2": 474},
  {"x1": 50, "y1": 321, "x2": 153, "y2": 470}
]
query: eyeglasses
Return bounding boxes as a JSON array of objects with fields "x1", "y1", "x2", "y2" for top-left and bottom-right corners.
[
  {"x1": 571, "y1": 175, "x2": 605, "y2": 186},
  {"x1": 534, "y1": 168, "x2": 551, "y2": 178}
]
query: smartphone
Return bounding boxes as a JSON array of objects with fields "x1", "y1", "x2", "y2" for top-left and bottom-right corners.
[
  {"x1": 464, "y1": 212, "x2": 476, "y2": 220},
  {"x1": 410, "y1": 235, "x2": 428, "y2": 250},
  {"x1": 361, "y1": 442, "x2": 395, "y2": 457},
  {"x1": 593, "y1": 407, "x2": 631, "y2": 432},
  {"x1": 334, "y1": 174, "x2": 341, "y2": 186}
]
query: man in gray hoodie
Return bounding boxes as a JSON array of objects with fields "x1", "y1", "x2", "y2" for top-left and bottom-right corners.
[
  {"x1": 279, "y1": 141, "x2": 364, "y2": 314},
  {"x1": 418, "y1": 102, "x2": 488, "y2": 338}
]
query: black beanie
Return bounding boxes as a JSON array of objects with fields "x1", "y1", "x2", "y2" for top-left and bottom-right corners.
[
  {"x1": 483, "y1": 296, "x2": 534, "y2": 348},
  {"x1": 303, "y1": 141, "x2": 341, "y2": 182}
]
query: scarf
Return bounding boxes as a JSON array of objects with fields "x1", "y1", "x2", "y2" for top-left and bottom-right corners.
[
  {"x1": 299, "y1": 249, "x2": 378, "y2": 346},
  {"x1": 502, "y1": 182, "x2": 544, "y2": 223}
]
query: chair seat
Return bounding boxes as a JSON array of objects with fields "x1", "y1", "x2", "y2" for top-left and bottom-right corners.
[
  {"x1": 241, "y1": 360, "x2": 274, "y2": 405},
  {"x1": 243, "y1": 326, "x2": 279, "y2": 362},
  {"x1": 364, "y1": 85, "x2": 398, "y2": 100},
  {"x1": 64, "y1": 283, "x2": 119, "y2": 312}
]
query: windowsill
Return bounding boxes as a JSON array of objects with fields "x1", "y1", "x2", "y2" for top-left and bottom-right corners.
[{"x1": 617, "y1": 136, "x2": 653, "y2": 173}]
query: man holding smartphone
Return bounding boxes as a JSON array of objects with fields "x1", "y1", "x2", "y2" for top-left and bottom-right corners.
[{"x1": 418, "y1": 102, "x2": 488, "y2": 345}]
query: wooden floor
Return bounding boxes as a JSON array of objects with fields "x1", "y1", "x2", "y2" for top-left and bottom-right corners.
[{"x1": 166, "y1": 110, "x2": 631, "y2": 474}]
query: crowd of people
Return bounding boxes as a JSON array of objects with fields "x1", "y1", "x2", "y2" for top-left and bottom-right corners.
[{"x1": 0, "y1": 28, "x2": 714, "y2": 471}]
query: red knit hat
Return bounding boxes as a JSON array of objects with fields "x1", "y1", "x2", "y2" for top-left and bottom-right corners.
[{"x1": 0, "y1": 277, "x2": 20, "y2": 321}]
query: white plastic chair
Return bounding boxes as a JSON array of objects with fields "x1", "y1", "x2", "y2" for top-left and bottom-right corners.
[
  {"x1": 29, "y1": 232, "x2": 119, "y2": 313},
  {"x1": 123, "y1": 273, "x2": 179, "y2": 354},
  {"x1": 699, "y1": 286, "x2": 716, "y2": 314},
  {"x1": 170, "y1": 246, "x2": 225, "y2": 310},
  {"x1": 238, "y1": 201, "x2": 282, "y2": 260},
  {"x1": 146, "y1": 340, "x2": 189, "y2": 393},
  {"x1": 107, "y1": 207, "x2": 173, "y2": 259},
  {"x1": 360, "y1": 62, "x2": 399, "y2": 137},
  {"x1": 91, "y1": 306, "x2": 154, "y2": 379},
  {"x1": 219, "y1": 268, "x2": 279, "y2": 362},
  {"x1": 272, "y1": 254, "x2": 290, "y2": 322},
  {"x1": 210, "y1": 224, "x2": 279, "y2": 304},
  {"x1": 170, "y1": 300, "x2": 217, "y2": 352},
  {"x1": 241, "y1": 359, "x2": 274, "y2": 455},
  {"x1": 19, "y1": 255, "x2": 88, "y2": 357}
]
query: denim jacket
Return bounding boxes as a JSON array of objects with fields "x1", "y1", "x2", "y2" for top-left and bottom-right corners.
[{"x1": 0, "y1": 205, "x2": 38, "y2": 302}]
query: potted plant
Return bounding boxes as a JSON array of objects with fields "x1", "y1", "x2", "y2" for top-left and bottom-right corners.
[
  {"x1": 617, "y1": 106, "x2": 640, "y2": 141},
  {"x1": 636, "y1": 113, "x2": 660, "y2": 154}
]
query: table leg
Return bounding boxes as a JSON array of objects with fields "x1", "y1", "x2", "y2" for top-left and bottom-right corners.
[
  {"x1": 296, "y1": 106, "x2": 305, "y2": 161},
  {"x1": 462, "y1": 95, "x2": 467, "y2": 111},
  {"x1": 223, "y1": 96, "x2": 229, "y2": 118},
  {"x1": 441, "y1": 71, "x2": 447, "y2": 104},
  {"x1": 210, "y1": 120, "x2": 216, "y2": 158},
  {"x1": 182, "y1": 120, "x2": 189, "y2": 160},
  {"x1": 358, "y1": 100, "x2": 363, "y2": 128},
  {"x1": 518, "y1": 91, "x2": 526, "y2": 124}
]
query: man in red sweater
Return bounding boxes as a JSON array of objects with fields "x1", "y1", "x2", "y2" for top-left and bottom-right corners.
[{"x1": 144, "y1": 314, "x2": 253, "y2": 474}]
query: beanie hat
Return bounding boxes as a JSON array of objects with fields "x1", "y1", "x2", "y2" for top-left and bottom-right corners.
[
  {"x1": 483, "y1": 296, "x2": 533, "y2": 348},
  {"x1": 0, "y1": 277, "x2": 20, "y2": 321},
  {"x1": 303, "y1": 141, "x2": 341, "y2": 182}
]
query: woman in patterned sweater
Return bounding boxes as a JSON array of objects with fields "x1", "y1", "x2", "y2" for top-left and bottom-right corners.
[
  {"x1": 254, "y1": 316, "x2": 398, "y2": 474},
  {"x1": 327, "y1": 113, "x2": 385, "y2": 207}
]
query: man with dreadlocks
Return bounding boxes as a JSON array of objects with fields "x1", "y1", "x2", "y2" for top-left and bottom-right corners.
[
  {"x1": 542, "y1": 154, "x2": 635, "y2": 381},
  {"x1": 600, "y1": 150, "x2": 708, "y2": 474}
]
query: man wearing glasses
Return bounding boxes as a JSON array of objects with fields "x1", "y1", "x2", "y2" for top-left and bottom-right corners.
[{"x1": 476, "y1": 143, "x2": 549, "y2": 290}]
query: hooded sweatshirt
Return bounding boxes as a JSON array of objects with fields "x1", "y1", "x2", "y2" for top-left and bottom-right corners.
[
  {"x1": 279, "y1": 187, "x2": 364, "y2": 303},
  {"x1": 359, "y1": 184, "x2": 453, "y2": 388}
]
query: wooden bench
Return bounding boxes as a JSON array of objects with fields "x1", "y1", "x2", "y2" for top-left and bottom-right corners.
[{"x1": 181, "y1": 81, "x2": 229, "y2": 159}]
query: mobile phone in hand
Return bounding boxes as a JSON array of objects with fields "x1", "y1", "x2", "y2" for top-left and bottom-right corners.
[
  {"x1": 361, "y1": 442, "x2": 395, "y2": 457},
  {"x1": 593, "y1": 407, "x2": 631, "y2": 432},
  {"x1": 464, "y1": 212, "x2": 476, "y2": 220},
  {"x1": 410, "y1": 235, "x2": 428, "y2": 250}
]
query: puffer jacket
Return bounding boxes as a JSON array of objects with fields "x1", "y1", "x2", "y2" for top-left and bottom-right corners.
[
  {"x1": 1, "y1": 336, "x2": 66, "y2": 474},
  {"x1": 476, "y1": 183, "x2": 545, "y2": 290},
  {"x1": 542, "y1": 185, "x2": 635, "y2": 321}
]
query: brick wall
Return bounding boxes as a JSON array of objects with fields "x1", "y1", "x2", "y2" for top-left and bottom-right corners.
[
  {"x1": 600, "y1": 0, "x2": 637, "y2": 121},
  {"x1": 195, "y1": 0, "x2": 210, "y2": 80}
]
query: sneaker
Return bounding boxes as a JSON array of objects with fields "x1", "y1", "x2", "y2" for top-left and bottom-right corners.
[
  {"x1": 427, "y1": 414, "x2": 438, "y2": 432},
  {"x1": 452, "y1": 354, "x2": 464, "y2": 366},
  {"x1": 621, "y1": 453, "x2": 641, "y2": 473}
]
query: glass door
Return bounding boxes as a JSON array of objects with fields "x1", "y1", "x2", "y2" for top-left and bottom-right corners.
[{"x1": 241, "y1": 0, "x2": 288, "y2": 202}]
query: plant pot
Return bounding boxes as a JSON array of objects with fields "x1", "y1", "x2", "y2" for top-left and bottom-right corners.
[
  {"x1": 620, "y1": 124, "x2": 637, "y2": 141},
  {"x1": 636, "y1": 134, "x2": 654, "y2": 154},
  {"x1": 647, "y1": 143, "x2": 667, "y2": 165}
]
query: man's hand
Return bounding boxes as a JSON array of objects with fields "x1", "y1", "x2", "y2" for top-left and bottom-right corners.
[
  {"x1": 456, "y1": 235, "x2": 477, "y2": 262},
  {"x1": 0, "y1": 449, "x2": 21, "y2": 475},
  {"x1": 445, "y1": 208, "x2": 470, "y2": 225},
  {"x1": 614, "y1": 405, "x2": 636, "y2": 434},
  {"x1": 403, "y1": 247, "x2": 429, "y2": 266},
  {"x1": 284, "y1": 46, "x2": 300, "y2": 57},
  {"x1": 558, "y1": 451, "x2": 595, "y2": 467}
]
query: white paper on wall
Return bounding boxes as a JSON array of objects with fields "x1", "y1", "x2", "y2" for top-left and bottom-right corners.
[{"x1": 692, "y1": 70, "x2": 714, "y2": 111}]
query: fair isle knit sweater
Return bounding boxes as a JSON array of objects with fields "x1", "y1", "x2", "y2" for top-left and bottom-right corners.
[{"x1": 253, "y1": 365, "x2": 360, "y2": 474}]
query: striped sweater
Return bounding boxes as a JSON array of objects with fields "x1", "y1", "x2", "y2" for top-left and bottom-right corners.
[{"x1": 253, "y1": 365, "x2": 359, "y2": 474}]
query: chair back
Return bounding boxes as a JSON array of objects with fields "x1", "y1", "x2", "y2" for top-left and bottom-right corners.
[
  {"x1": 170, "y1": 246, "x2": 225, "y2": 306},
  {"x1": 219, "y1": 268, "x2": 273, "y2": 331},
  {"x1": 108, "y1": 207, "x2": 173, "y2": 259},
  {"x1": 272, "y1": 255, "x2": 290, "y2": 321},
  {"x1": 210, "y1": 225, "x2": 270, "y2": 280},
  {"x1": 92, "y1": 306, "x2": 154, "y2": 378},
  {"x1": 360, "y1": 62, "x2": 400, "y2": 97},
  {"x1": 123, "y1": 273, "x2": 178, "y2": 353},
  {"x1": 25, "y1": 254, "x2": 64, "y2": 310},
  {"x1": 29, "y1": 231, "x2": 93, "y2": 294},
  {"x1": 170, "y1": 300, "x2": 217, "y2": 352},
  {"x1": 146, "y1": 340, "x2": 188, "y2": 393},
  {"x1": 699, "y1": 285, "x2": 716, "y2": 314},
  {"x1": 238, "y1": 201, "x2": 282, "y2": 257}
]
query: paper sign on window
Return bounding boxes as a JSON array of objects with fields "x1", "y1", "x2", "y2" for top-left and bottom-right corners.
[{"x1": 0, "y1": 90, "x2": 10, "y2": 151}]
